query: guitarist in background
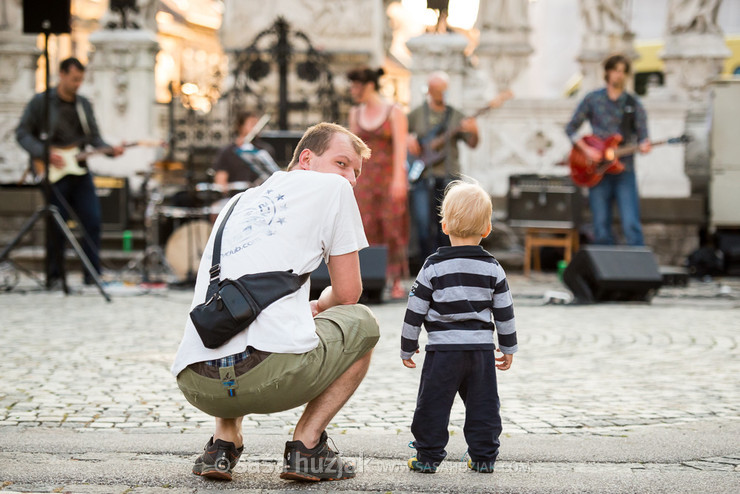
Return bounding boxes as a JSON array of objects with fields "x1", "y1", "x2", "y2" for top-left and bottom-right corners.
[
  {"x1": 565, "y1": 54, "x2": 651, "y2": 246},
  {"x1": 407, "y1": 71, "x2": 479, "y2": 260},
  {"x1": 16, "y1": 57, "x2": 124, "y2": 287}
]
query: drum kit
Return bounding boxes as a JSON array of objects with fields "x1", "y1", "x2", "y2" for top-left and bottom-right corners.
[{"x1": 125, "y1": 159, "x2": 252, "y2": 285}]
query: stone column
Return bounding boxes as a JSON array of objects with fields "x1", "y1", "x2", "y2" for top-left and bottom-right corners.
[
  {"x1": 659, "y1": 0, "x2": 730, "y2": 194},
  {"x1": 577, "y1": 0, "x2": 636, "y2": 94},
  {"x1": 405, "y1": 32, "x2": 469, "y2": 110},
  {"x1": 474, "y1": 0, "x2": 533, "y2": 95},
  {"x1": 660, "y1": 0, "x2": 729, "y2": 107},
  {"x1": 86, "y1": 29, "x2": 160, "y2": 180},
  {"x1": 0, "y1": 0, "x2": 40, "y2": 182}
]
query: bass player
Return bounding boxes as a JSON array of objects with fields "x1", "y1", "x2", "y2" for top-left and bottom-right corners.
[
  {"x1": 565, "y1": 53, "x2": 651, "y2": 246},
  {"x1": 407, "y1": 71, "x2": 479, "y2": 260},
  {"x1": 16, "y1": 57, "x2": 124, "y2": 288}
]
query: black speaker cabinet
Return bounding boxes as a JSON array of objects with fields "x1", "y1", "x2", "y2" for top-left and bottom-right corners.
[
  {"x1": 23, "y1": 0, "x2": 71, "y2": 34},
  {"x1": 508, "y1": 174, "x2": 585, "y2": 228},
  {"x1": 563, "y1": 245, "x2": 663, "y2": 303},
  {"x1": 310, "y1": 246, "x2": 387, "y2": 303},
  {"x1": 93, "y1": 175, "x2": 129, "y2": 231}
]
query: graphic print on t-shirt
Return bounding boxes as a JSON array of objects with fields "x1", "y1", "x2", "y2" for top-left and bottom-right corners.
[{"x1": 221, "y1": 188, "x2": 288, "y2": 258}]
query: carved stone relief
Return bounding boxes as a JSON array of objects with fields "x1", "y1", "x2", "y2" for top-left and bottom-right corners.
[
  {"x1": 477, "y1": 0, "x2": 529, "y2": 32},
  {"x1": 668, "y1": 0, "x2": 722, "y2": 35},
  {"x1": 475, "y1": 0, "x2": 532, "y2": 93},
  {"x1": 299, "y1": 0, "x2": 373, "y2": 37}
]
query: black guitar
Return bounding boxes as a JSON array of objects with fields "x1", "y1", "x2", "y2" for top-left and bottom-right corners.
[{"x1": 407, "y1": 90, "x2": 513, "y2": 182}]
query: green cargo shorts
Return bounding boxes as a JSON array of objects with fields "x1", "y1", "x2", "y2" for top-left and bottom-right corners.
[{"x1": 177, "y1": 304, "x2": 380, "y2": 418}]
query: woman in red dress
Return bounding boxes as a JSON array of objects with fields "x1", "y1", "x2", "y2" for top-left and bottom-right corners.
[{"x1": 347, "y1": 67, "x2": 409, "y2": 299}]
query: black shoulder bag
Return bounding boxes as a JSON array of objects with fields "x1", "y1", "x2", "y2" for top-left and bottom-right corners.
[{"x1": 189, "y1": 194, "x2": 310, "y2": 349}]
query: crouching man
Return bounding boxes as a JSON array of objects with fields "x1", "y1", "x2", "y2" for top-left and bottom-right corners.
[{"x1": 171, "y1": 123, "x2": 379, "y2": 482}]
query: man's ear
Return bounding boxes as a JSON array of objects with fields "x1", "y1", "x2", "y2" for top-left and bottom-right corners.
[{"x1": 298, "y1": 149, "x2": 312, "y2": 170}]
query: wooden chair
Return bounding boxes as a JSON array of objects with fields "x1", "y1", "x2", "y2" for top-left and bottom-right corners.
[{"x1": 523, "y1": 227, "x2": 579, "y2": 276}]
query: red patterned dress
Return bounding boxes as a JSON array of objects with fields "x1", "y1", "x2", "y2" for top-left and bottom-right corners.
[{"x1": 353, "y1": 109, "x2": 409, "y2": 283}]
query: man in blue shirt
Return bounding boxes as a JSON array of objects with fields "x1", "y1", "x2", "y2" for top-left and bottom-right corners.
[{"x1": 565, "y1": 54, "x2": 652, "y2": 246}]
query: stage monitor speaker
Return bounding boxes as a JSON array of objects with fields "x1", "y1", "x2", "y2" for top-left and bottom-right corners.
[
  {"x1": 93, "y1": 175, "x2": 129, "y2": 231},
  {"x1": 310, "y1": 246, "x2": 387, "y2": 303},
  {"x1": 563, "y1": 245, "x2": 663, "y2": 303},
  {"x1": 23, "y1": 0, "x2": 71, "y2": 34}
]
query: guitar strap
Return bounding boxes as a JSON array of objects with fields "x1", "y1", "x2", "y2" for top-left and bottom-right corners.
[
  {"x1": 75, "y1": 100, "x2": 93, "y2": 169},
  {"x1": 75, "y1": 101, "x2": 91, "y2": 140},
  {"x1": 619, "y1": 93, "x2": 637, "y2": 145},
  {"x1": 422, "y1": 102, "x2": 452, "y2": 176}
]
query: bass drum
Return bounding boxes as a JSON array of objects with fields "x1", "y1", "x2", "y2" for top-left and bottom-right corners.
[{"x1": 164, "y1": 220, "x2": 212, "y2": 282}]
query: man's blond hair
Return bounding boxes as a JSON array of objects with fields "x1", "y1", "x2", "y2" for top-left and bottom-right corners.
[
  {"x1": 287, "y1": 122, "x2": 370, "y2": 170},
  {"x1": 440, "y1": 180, "x2": 492, "y2": 238}
]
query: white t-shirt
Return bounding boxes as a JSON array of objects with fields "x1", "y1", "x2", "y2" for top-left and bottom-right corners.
[{"x1": 171, "y1": 170, "x2": 368, "y2": 376}]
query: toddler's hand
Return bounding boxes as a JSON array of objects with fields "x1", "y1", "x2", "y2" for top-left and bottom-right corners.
[
  {"x1": 402, "y1": 349, "x2": 420, "y2": 368},
  {"x1": 495, "y1": 349, "x2": 513, "y2": 370}
]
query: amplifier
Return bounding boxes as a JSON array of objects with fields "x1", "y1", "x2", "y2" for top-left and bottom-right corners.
[
  {"x1": 93, "y1": 175, "x2": 129, "y2": 231},
  {"x1": 507, "y1": 174, "x2": 585, "y2": 228}
]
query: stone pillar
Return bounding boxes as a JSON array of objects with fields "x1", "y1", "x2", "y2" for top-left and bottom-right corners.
[
  {"x1": 659, "y1": 0, "x2": 730, "y2": 194},
  {"x1": 405, "y1": 33, "x2": 468, "y2": 110},
  {"x1": 660, "y1": 0, "x2": 729, "y2": 107},
  {"x1": 474, "y1": 0, "x2": 533, "y2": 95},
  {"x1": 0, "y1": 0, "x2": 40, "y2": 182},
  {"x1": 86, "y1": 29, "x2": 160, "y2": 179},
  {"x1": 577, "y1": 0, "x2": 637, "y2": 94}
]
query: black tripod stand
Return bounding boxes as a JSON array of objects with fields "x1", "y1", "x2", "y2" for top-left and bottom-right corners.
[{"x1": 0, "y1": 27, "x2": 110, "y2": 302}]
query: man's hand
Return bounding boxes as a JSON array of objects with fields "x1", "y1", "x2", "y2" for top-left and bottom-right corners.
[
  {"x1": 459, "y1": 117, "x2": 478, "y2": 134},
  {"x1": 111, "y1": 145, "x2": 125, "y2": 157},
  {"x1": 309, "y1": 300, "x2": 322, "y2": 317},
  {"x1": 402, "y1": 349, "x2": 420, "y2": 368},
  {"x1": 639, "y1": 140, "x2": 652, "y2": 154},
  {"x1": 495, "y1": 349, "x2": 513, "y2": 371},
  {"x1": 577, "y1": 139, "x2": 602, "y2": 163},
  {"x1": 49, "y1": 153, "x2": 65, "y2": 169}
]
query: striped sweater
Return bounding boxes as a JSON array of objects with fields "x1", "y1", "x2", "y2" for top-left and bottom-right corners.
[{"x1": 400, "y1": 245, "x2": 517, "y2": 359}]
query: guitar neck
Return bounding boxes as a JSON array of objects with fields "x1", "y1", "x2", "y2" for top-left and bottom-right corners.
[
  {"x1": 614, "y1": 138, "x2": 670, "y2": 158},
  {"x1": 77, "y1": 142, "x2": 138, "y2": 160},
  {"x1": 426, "y1": 92, "x2": 512, "y2": 149}
]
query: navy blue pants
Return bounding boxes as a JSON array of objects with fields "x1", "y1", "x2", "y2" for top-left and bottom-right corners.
[
  {"x1": 47, "y1": 173, "x2": 102, "y2": 283},
  {"x1": 410, "y1": 350, "x2": 501, "y2": 468}
]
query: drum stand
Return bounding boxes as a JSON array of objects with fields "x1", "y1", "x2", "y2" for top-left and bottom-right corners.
[{"x1": 123, "y1": 188, "x2": 176, "y2": 284}]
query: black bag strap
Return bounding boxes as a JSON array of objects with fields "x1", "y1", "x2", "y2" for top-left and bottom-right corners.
[
  {"x1": 205, "y1": 193, "x2": 310, "y2": 302},
  {"x1": 206, "y1": 195, "x2": 243, "y2": 300}
]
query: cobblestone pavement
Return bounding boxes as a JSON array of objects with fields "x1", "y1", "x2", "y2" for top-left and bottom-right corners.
[{"x1": 1, "y1": 273, "x2": 738, "y2": 442}]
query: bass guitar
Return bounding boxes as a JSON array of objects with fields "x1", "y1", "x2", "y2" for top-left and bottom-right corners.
[
  {"x1": 34, "y1": 140, "x2": 164, "y2": 184},
  {"x1": 407, "y1": 90, "x2": 513, "y2": 182},
  {"x1": 569, "y1": 134, "x2": 690, "y2": 187}
]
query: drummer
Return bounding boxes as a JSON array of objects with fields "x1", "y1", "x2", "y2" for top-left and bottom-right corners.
[{"x1": 212, "y1": 111, "x2": 279, "y2": 191}]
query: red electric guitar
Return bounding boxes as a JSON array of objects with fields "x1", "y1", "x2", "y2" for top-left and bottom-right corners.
[{"x1": 568, "y1": 134, "x2": 690, "y2": 187}]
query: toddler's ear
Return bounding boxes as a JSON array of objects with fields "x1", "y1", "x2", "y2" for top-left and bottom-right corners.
[
  {"x1": 482, "y1": 223, "x2": 492, "y2": 238},
  {"x1": 441, "y1": 222, "x2": 448, "y2": 235}
]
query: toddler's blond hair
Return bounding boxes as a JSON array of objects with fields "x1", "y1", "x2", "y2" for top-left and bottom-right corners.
[{"x1": 440, "y1": 180, "x2": 492, "y2": 238}]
